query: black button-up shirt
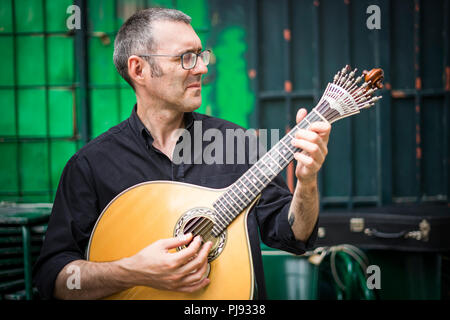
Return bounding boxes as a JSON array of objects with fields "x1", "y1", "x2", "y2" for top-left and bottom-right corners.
[{"x1": 33, "y1": 106, "x2": 318, "y2": 299}]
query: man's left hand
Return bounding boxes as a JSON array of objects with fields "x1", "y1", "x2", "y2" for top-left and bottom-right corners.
[{"x1": 290, "y1": 108, "x2": 331, "y2": 184}]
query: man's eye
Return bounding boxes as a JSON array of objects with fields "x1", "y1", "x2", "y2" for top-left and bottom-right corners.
[{"x1": 183, "y1": 53, "x2": 195, "y2": 64}]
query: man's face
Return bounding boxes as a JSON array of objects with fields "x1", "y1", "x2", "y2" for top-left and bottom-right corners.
[{"x1": 143, "y1": 20, "x2": 208, "y2": 112}]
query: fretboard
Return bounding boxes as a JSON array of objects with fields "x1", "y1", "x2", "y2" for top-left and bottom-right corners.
[{"x1": 212, "y1": 101, "x2": 333, "y2": 236}]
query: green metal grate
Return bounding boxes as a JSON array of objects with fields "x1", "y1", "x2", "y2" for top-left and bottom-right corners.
[
  {"x1": 0, "y1": 0, "x2": 78, "y2": 203},
  {"x1": 0, "y1": 0, "x2": 215, "y2": 202}
]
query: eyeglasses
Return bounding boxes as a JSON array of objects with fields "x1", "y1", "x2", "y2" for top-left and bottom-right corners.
[{"x1": 138, "y1": 50, "x2": 211, "y2": 70}]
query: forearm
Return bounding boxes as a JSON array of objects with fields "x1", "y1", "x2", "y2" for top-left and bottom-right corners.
[
  {"x1": 53, "y1": 258, "x2": 134, "y2": 300},
  {"x1": 288, "y1": 177, "x2": 319, "y2": 242}
]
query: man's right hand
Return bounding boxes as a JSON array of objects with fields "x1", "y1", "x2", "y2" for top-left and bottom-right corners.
[{"x1": 120, "y1": 233, "x2": 213, "y2": 293}]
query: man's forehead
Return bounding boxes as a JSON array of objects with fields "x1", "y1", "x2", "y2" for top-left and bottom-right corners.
[{"x1": 152, "y1": 20, "x2": 202, "y2": 53}]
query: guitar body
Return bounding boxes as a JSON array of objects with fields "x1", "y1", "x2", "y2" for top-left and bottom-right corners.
[{"x1": 86, "y1": 181, "x2": 257, "y2": 300}]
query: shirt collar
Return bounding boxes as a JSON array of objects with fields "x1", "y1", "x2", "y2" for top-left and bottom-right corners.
[{"x1": 129, "y1": 104, "x2": 195, "y2": 145}]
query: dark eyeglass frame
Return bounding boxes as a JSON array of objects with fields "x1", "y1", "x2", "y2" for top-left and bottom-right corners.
[{"x1": 138, "y1": 49, "x2": 211, "y2": 70}]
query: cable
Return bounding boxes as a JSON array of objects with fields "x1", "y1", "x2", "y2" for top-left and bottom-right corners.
[{"x1": 309, "y1": 244, "x2": 375, "y2": 299}]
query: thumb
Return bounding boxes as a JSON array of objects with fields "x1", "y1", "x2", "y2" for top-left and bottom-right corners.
[
  {"x1": 159, "y1": 233, "x2": 193, "y2": 250},
  {"x1": 296, "y1": 108, "x2": 307, "y2": 124}
]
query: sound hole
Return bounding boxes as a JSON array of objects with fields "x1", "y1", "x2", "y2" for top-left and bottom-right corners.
[
  {"x1": 175, "y1": 211, "x2": 226, "y2": 261},
  {"x1": 183, "y1": 216, "x2": 216, "y2": 244}
]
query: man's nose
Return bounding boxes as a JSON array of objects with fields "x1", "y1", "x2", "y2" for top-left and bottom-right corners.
[{"x1": 191, "y1": 57, "x2": 208, "y2": 75}]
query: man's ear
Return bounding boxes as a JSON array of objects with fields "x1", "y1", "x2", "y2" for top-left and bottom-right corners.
[{"x1": 128, "y1": 55, "x2": 147, "y2": 87}]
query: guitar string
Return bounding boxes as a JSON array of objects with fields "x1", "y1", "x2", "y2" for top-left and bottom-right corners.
[
  {"x1": 201, "y1": 78, "x2": 373, "y2": 238},
  {"x1": 183, "y1": 217, "x2": 212, "y2": 239},
  {"x1": 187, "y1": 217, "x2": 215, "y2": 242},
  {"x1": 207, "y1": 103, "x2": 329, "y2": 235},
  {"x1": 181, "y1": 74, "x2": 378, "y2": 252},
  {"x1": 193, "y1": 119, "x2": 366, "y2": 241},
  {"x1": 184, "y1": 208, "x2": 223, "y2": 238},
  {"x1": 179, "y1": 220, "x2": 215, "y2": 251}
]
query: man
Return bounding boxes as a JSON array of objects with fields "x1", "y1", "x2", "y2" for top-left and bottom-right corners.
[{"x1": 33, "y1": 8, "x2": 331, "y2": 300}]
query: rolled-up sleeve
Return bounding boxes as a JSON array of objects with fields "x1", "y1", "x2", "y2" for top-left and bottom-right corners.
[
  {"x1": 33, "y1": 154, "x2": 99, "y2": 299},
  {"x1": 254, "y1": 174, "x2": 319, "y2": 255}
]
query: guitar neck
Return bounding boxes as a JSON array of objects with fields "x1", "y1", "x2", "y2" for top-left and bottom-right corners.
[
  {"x1": 211, "y1": 65, "x2": 384, "y2": 236},
  {"x1": 211, "y1": 103, "x2": 330, "y2": 236}
]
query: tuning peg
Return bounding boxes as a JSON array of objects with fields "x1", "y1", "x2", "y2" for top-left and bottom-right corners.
[
  {"x1": 338, "y1": 74, "x2": 348, "y2": 86},
  {"x1": 348, "y1": 68, "x2": 357, "y2": 80},
  {"x1": 333, "y1": 72, "x2": 340, "y2": 84},
  {"x1": 371, "y1": 96, "x2": 383, "y2": 103},
  {"x1": 341, "y1": 66, "x2": 348, "y2": 74}
]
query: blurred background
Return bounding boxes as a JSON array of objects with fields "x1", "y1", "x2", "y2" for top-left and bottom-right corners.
[{"x1": 0, "y1": 0, "x2": 448, "y2": 300}]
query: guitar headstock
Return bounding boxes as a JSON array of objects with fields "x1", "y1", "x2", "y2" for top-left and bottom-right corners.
[
  {"x1": 317, "y1": 65, "x2": 384, "y2": 123},
  {"x1": 363, "y1": 68, "x2": 384, "y2": 90}
]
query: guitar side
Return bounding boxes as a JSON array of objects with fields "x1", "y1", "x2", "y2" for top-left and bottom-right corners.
[{"x1": 86, "y1": 181, "x2": 257, "y2": 300}]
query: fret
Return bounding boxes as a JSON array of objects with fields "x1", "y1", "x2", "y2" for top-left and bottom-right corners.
[
  {"x1": 212, "y1": 205, "x2": 228, "y2": 230},
  {"x1": 258, "y1": 164, "x2": 273, "y2": 182},
  {"x1": 215, "y1": 198, "x2": 234, "y2": 223},
  {"x1": 278, "y1": 139, "x2": 294, "y2": 159},
  {"x1": 233, "y1": 182, "x2": 251, "y2": 202},
  {"x1": 257, "y1": 162, "x2": 275, "y2": 183},
  {"x1": 264, "y1": 156, "x2": 279, "y2": 175},
  {"x1": 303, "y1": 117, "x2": 311, "y2": 126},
  {"x1": 305, "y1": 113, "x2": 320, "y2": 124},
  {"x1": 237, "y1": 178, "x2": 257, "y2": 198},
  {"x1": 244, "y1": 172, "x2": 260, "y2": 194},
  {"x1": 213, "y1": 201, "x2": 228, "y2": 220},
  {"x1": 273, "y1": 145, "x2": 289, "y2": 165},
  {"x1": 286, "y1": 128, "x2": 296, "y2": 138},
  {"x1": 229, "y1": 184, "x2": 248, "y2": 207},
  {"x1": 224, "y1": 191, "x2": 244, "y2": 212},
  {"x1": 254, "y1": 162, "x2": 271, "y2": 182},
  {"x1": 261, "y1": 156, "x2": 277, "y2": 176},
  {"x1": 298, "y1": 119, "x2": 311, "y2": 131},
  {"x1": 217, "y1": 196, "x2": 238, "y2": 217},
  {"x1": 310, "y1": 110, "x2": 320, "y2": 120},
  {"x1": 284, "y1": 131, "x2": 298, "y2": 153},
  {"x1": 282, "y1": 133, "x2": 296, "y2": 146},
  {"x1": 228, "y1": 187, "x2": 247, "y2": 208},
  {"x1": 311, "y1": 108, "x2": 329, "y2": 123},
  {"x1": 266, "y1": 151, "x2": 283, "y2": 170},
  {"x1": 243, "y1": 172, "x2": 262, "y2": 193},
  {"x1": 273, "y1": 151, "x2": 289, "y2": 168},
  {"x1": 248, "y1": 169, "x2": 265, "y2": 188},
  {"x1": 212, "y1": 202, "x2": 232, "y2": 234}
]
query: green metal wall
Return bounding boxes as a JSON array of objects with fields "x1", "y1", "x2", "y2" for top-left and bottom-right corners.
[
  {"x1": 0, "y1": 0, "x2": 78, "y2": 203},
  {"x1": 0, "y1": 0, "x2": 448, "y2": 207},
  {"x1": 0, "y1": 0, "x2": 254, "y2": 202},
  {"x1": 250, "y1": 0, "x2": 449, "y2": 208}
]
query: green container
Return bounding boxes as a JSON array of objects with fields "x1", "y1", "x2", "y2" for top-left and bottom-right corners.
[{"x1": 261, "y1": 243, "x2": 319, "y2": 300}]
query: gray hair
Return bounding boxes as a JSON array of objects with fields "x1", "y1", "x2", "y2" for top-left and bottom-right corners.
[{"x1": 113, "y1": 8, "x2": 192, "y2": 90}]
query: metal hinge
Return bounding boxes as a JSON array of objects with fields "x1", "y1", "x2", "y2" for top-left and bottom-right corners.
[
  {"x1": 404, "y1": 219, "x2": 430, "y2": 241},
  {"x1": 318, "y1": 227, "x2": 326, "y2": 238},
  {"x1": 350, "y1": 218, "x2": 365, "y2": 232}
]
